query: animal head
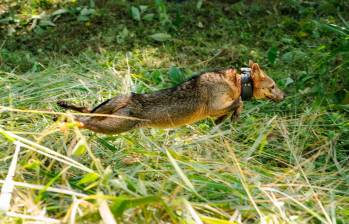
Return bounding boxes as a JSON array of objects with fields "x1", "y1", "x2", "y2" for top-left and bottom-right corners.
[{"x1": 249, "y1": 60, "x2": 285, "y2": 102}]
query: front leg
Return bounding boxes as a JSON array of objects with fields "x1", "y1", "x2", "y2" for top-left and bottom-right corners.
[
  {"x1": 231, "y1": 97, "x2": 243, "y2": 121},
  {"x1": 214, "y1": 114, "x2": 229, "y2": 125},
  {"x1": 214, "y1": 98, "x2": 242, "y2": 124}
]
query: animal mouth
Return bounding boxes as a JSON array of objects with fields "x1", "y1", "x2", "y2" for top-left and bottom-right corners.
[
  {"x1": 266, "y1": 95, "x2": 274, "y2": 101},
  {"x1": 267, "y1": 95, "x2": 283, "y2": 102}
]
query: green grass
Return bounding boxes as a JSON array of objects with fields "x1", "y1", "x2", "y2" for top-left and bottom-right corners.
[{"x1": 0, "y1": 0, "x2": 349, "y2": 223}]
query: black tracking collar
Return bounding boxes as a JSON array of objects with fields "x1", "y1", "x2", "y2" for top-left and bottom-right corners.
[{"x1": 240, "y1": 68, "x2": 253, "y2": 101}]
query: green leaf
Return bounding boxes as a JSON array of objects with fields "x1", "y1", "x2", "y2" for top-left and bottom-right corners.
[
  {"x1": 0, "y1": 127, "x2": 16, "y2": 143},
  {"x1": 97, "y1": 137, "x2": 119, "y2": 151},
  {"x1": 143, "y1": 13, "x2": 154, "y2": 21},
  {"x1": 111, "y1": 195, "x2": 160, "y2": 218},
  {"x1": 80, "y1": 8, "x2": 95, "y2": 16},
  {"x1": 200, "y1": 215, "x2": 237, "y2": 224},
  {"x1": 149, "y1": 33, "x2": 171, "y2": 42},
  {"x1": 72, "y1": 140, "x2": 87, "y2": 157},
  {"x1": 139, "y1": 5, "x2": 148, "y2": 13},
  {"x1": 196, "y1": 0, "x2": 203, "y2": 9},
  {"x1": 285, "y1": 77, "x2": 294, "y2": 86},
  {"x1": 52, "y1": 8, "x2": 68, "y2": 16},
  {"x1": 322, "y1": 23, "x2": 349, "y2": 36},
  {"x1": 39, "y1": 19, "x2": 55, "y2": 27},
  {"x1": 281, "y1": 51, "x2": 293, "y2": 62},
  {"x1": 267, "y1": 46, "x2": 278, "y2": 64},
  {"x1": 78, "y1": 7, "x2": 95, "y2": 21},
  {"x1": 78, "y1": 172, "x2": 99, "y2": 185},
  {"x1": 116, "y1": 27, "x2": 129, "y2": 44},
  {"x1": 78, "y1": 15, "x2": 89, "y2": 22},
  {"x1": 0, "y1": 17, "x2": 13, "y2": 24},
  {"x1": 149, "y1": 70, "x2": 163, "y2": 84},
  {"x1": 168, "y1": 66, "x2": 185, "y2": 84},
  {"x1": 131, "y1": 6, "x2": 141, "y2": 21},
  {"x1": 165, "y1": 148, "x2": 196, "y2": 192}
]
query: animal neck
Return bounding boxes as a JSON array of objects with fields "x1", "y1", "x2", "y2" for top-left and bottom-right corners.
[{"x1": 240, "y1": 68, "x2": 253, "y2": 101}]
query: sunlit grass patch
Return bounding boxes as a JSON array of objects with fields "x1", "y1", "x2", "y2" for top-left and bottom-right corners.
[{"x1": 0, "y1": 98, "x2": 347, "y2": 223}]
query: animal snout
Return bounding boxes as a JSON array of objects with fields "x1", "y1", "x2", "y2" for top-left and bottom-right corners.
[
  {"x1": 282, "y1": 92, "x2": 287, "y2": 99},
  {"x1": 276, "y1": 91, "x2": 286, "y2": 101}
]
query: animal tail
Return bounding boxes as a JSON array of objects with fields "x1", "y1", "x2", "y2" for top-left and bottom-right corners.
[{"x1": 57, "y1": 100, "x2": 90, "y2": 113}]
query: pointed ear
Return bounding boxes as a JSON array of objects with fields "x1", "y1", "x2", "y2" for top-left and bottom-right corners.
[
  {"x1": 252, "y1": 63, "x2": 260, "y2": 73},
  {"x1": 251, "y1": 63, "x2": 265, "y2": 80},
  {"x1": 249, "y1": 60, "x2": 254, "y2": 68}
]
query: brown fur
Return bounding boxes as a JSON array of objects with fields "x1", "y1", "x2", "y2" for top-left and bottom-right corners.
[{"x1": 57, "y1": 61, "x2": 284, "y2": 134}]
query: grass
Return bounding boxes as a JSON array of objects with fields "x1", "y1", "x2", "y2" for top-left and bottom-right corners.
[{"x1": 0, "y1": 0, "x2": 349, "y2": 223}]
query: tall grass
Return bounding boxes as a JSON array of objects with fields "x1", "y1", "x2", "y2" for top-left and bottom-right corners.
[
  {"x1": 0, "y1": 52, "x2": 348, "y2": 223},
  {"x1": 0, "y1": 0, "x2": 348, "y2": 223}
]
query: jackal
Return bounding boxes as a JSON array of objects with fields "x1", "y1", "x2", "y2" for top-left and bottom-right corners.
[{"x1": 58, "y1": 61, "x2": 284, "y2": 134}]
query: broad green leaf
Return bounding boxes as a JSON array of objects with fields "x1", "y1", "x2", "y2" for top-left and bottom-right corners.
[
  {"x1": 78, "y1": 7, "x2": 95, "y2": 21},
  {"x1": 78, "y1": 172, "x2": 99, "y2": 185},
  {"x1": 111, "y1": 195, "x2": 160, "y2": 217},
  {"x1": 80, "y1": 8, "x2": 95, "y2": 16},
  {"x1": 52, "y1": 8, "x2": 68, "y2": 16},
  {"x1": 143, "y1": 13, "x2": 154, "y2": 21},
  {"x1": 285, "y1": 77, "x2": 294, "y2": 86},
  {"x1": 196, "y1": 0, "x2": 203, "y2": 9},
  {"x1": 0, "y1": 17, "x2": 13, "y2": 24},
  {"x1": 39, "y1": 19, "x2": 55, "y2": 27},
  {"x1": 149, "y1": 70, "x2": 163, "y2": 84},
  {"x1": 200, "y1": 215, "x2": 238, "y2": 224},
  {"x1": 72, "y1": 140, "x2": 87, "y2": 157},
  {"x1": 131, "y1": 6, "x2": 141, "y2": 21},
  {"x1": 169, "y1": 66, "x2": 185, "y2": 84},
  {"x1": 149, "y1": 33, "x2": 171, "y2": 42},
  {"x1": 267, "y1": 46, "x2": 278, "y2": 64}
]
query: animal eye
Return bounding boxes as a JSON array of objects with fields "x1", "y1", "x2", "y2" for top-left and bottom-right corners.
[{"x1": 271, "y1": 85, "x2": 275, "y2": 89}]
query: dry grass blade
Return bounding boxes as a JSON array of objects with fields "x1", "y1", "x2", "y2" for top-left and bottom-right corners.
[
  {"x1": 245, "y1": 115, "x2": 277, "y2": 160},
  {"x1": 0, "y1": 141, "x2": 21, "y2": 212},
  {"x1": 0, "y1": 1, "x2": 348, "y2": 222},
  {"x1": 183, "y1": 199, "x2": 203, "y2": 224},
  {"x1": 261, "y1": 187, "x2": 327, "y2": 223},
  {"x1": 280, "y1": 120, "x2": 333, "y2": 224},
  {"x1": 0, "y1": 127, "x2": 95, "y2": 173},
  {"x1": 5, "y1": 211, "x2": 61, "y2": 224},
  {"x1": 0, "y1": 180, "x2": 87, "y2": 198},
  {"x1": 225, "y1": 140, "x2": 264, "y2": 218},
  {"x1": 98, "y1": 198, "x2": 117, "y2": 224}
]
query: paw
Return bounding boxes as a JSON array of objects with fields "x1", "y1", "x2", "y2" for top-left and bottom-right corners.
[
  {"x1": 231, "y1": 110, "x2": 240, "y2": 122},
  {"x1": 215, "y1": 115, "x2": 228, "y2": 125}
]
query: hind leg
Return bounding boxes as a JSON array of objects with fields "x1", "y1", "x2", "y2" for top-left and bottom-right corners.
[{"x1": 73, "y1": 108, "x2": 142, "y2": 134}]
